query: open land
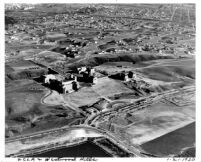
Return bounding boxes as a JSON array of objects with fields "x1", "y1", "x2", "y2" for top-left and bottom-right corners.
[{"x1": 5, "y1": 3, "x2": 195, "y2": 158}]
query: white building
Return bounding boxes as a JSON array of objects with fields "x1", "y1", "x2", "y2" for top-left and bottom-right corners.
[
  {"x1": 45, "y1": 74, "x2": 56, "y2": 84},
  {"x1": 93, "y1": 77, "x2": 98, "y2": 84},
  {"x1": 62, "y1": 80, "x2": 74, "y2": 94},
  {"x1": 90, "y1": 68, "x2": 95, "y2": 76},
  {"x1": 124, "y1": 72, "x2": 137, "y2": 82},
  {"x1": 62, "y1": 76, "x2": 80, "y2": 94},
  {"x1": 133, "y1": 73, "x2": 137, "y2": 80},
  {"x1": 78, "y1": 66, "x2": 87, "y2": 73},
  {"x1": 77, "y1": 67, "x2": 95, "y2": 76},
  {"x1": 124, "y1": 74, "x2": 131, "y2": 82},
  {"x1": 73, "y1": 76, "x2": 80, "y2": 88}
]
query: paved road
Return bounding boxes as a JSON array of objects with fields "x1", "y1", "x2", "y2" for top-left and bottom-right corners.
[
  {"x1": 86, "y1": 85, "x2": 195, "y2": 125},
  {"x1": 6, "y1": 85, "x2": 195, "y2": 157},
  {"x1": 6, "y1": 124, "x2": 141, "y2": 157}
]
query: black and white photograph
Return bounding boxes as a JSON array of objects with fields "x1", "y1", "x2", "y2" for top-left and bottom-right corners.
[{"x1": 1, "y1": 1, "x2": 200, "y2": 161}]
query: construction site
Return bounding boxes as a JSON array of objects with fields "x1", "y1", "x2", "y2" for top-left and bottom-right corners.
[{"x1": 5, "y1": 3, "x2": 195, "y2": 158}]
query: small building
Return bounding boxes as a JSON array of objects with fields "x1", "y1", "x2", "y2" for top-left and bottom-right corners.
[
  {"x1": 62, "y1": 76, "x2": 80, "y2": 94},
  {"x1": 76, "y1": 66, "x2": 97, "y2": 84},
  {"x1": 124, "y1": 74, "x2": 130, "y2": 82},
  {"x1": 93, "y1": 76, "x2": 98, "y2": 84},
  {"x1": 90, "y1": 68, "x2": 95, "y2": 76},
  {"x1": 78, "y1": 66, "x2": 87, "y2": 73},
  {"x1": 45, "y1": 74, "x2": 56, "y2": 84},
  {"x1": 62, "y1": 80, "x2": 74, "y2": 94},
  {"x1": 125, "y1": 71, "x2": 136, "y2": 82}
]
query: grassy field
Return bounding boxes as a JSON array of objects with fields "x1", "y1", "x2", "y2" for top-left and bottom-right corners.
[
  {"x1": 36, "y1": 50, "x2": 66, "y2": 65},
  {"x1": 66, "y1": 53, "x2": 174, "y2": 70},
  {"x1": 62, "y1": 77, "x2": 133, "y2": 108},
  {"x1": 5, "y1": 43, "x2": 52, "y2": 59},
  {"x1": 94, "y1": 57, "x2": 195, "y2": 84},
  {"x1": 6, "y1": 79, "x2": 47, "y2": 116},
  {"x1": 133, "y1": 58, "x2": 195, "y2": 81},
  {"x1": 125, "y1": 97, "x2": 195, "y2": 145},
  {"x1": 5, "y1": 79, "x2": 82, "y2": 138},
  {"x1": 97, "y1": 87, "x2": 195, "y2": 154},
  {"x1": 6, "y1": 68, "x2": 47, "y2": 81},
  {"x1": 63, "y1": 87, "x2": 100, "y2": 108},
  {"x1": 43, "y1": 90, "x2": 65, "y2": 106},
  {"x1": 6, "y1": 59, "x2": 41, "y2": 70},
  {"x1": 96, "y1": 88, "x2": 195, "y2": 157},
  {"x1": 5, "y1": 59, "x2": 48, "y2": 82},
  {"x1": 92, "y1": 77, "x2": 133, "y2": 97},
  {"x1": 95, "y1": 62, "x2": 136, "y2": 75},
  {"x1": 141, "y1": 122, "x2": 195, "y2": 157},
  {"x1": 94, "y1": 58, "x2": 195, "y2": 98}
]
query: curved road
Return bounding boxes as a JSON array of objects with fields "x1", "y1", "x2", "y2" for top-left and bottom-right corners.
[
  {"x1": 6, "y1": 85, "x2": 195, "y2": 157},
  {"x1": 6, "y1": 125, "x2": 142, "y2": 157}
]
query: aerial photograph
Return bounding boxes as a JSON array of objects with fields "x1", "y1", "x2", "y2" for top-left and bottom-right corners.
[{"x1": 5, "y1": 3, "x2": 195, "y2": 158}]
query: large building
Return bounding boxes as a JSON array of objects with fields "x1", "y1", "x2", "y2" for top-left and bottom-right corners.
[
  {"x1": 76, "y1": 66, "x2": 97, "y2": 84},
  {"x1": 43, "y1": 66, "x2": 97, "y2": 94},
  {"x1": 44, "y1": 74, "x2": 80, "y2": 94}
]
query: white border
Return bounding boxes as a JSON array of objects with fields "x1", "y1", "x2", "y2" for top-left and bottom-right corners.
[{"x1": 1, "y1": 1, "x2": 200, "y2": 162}]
